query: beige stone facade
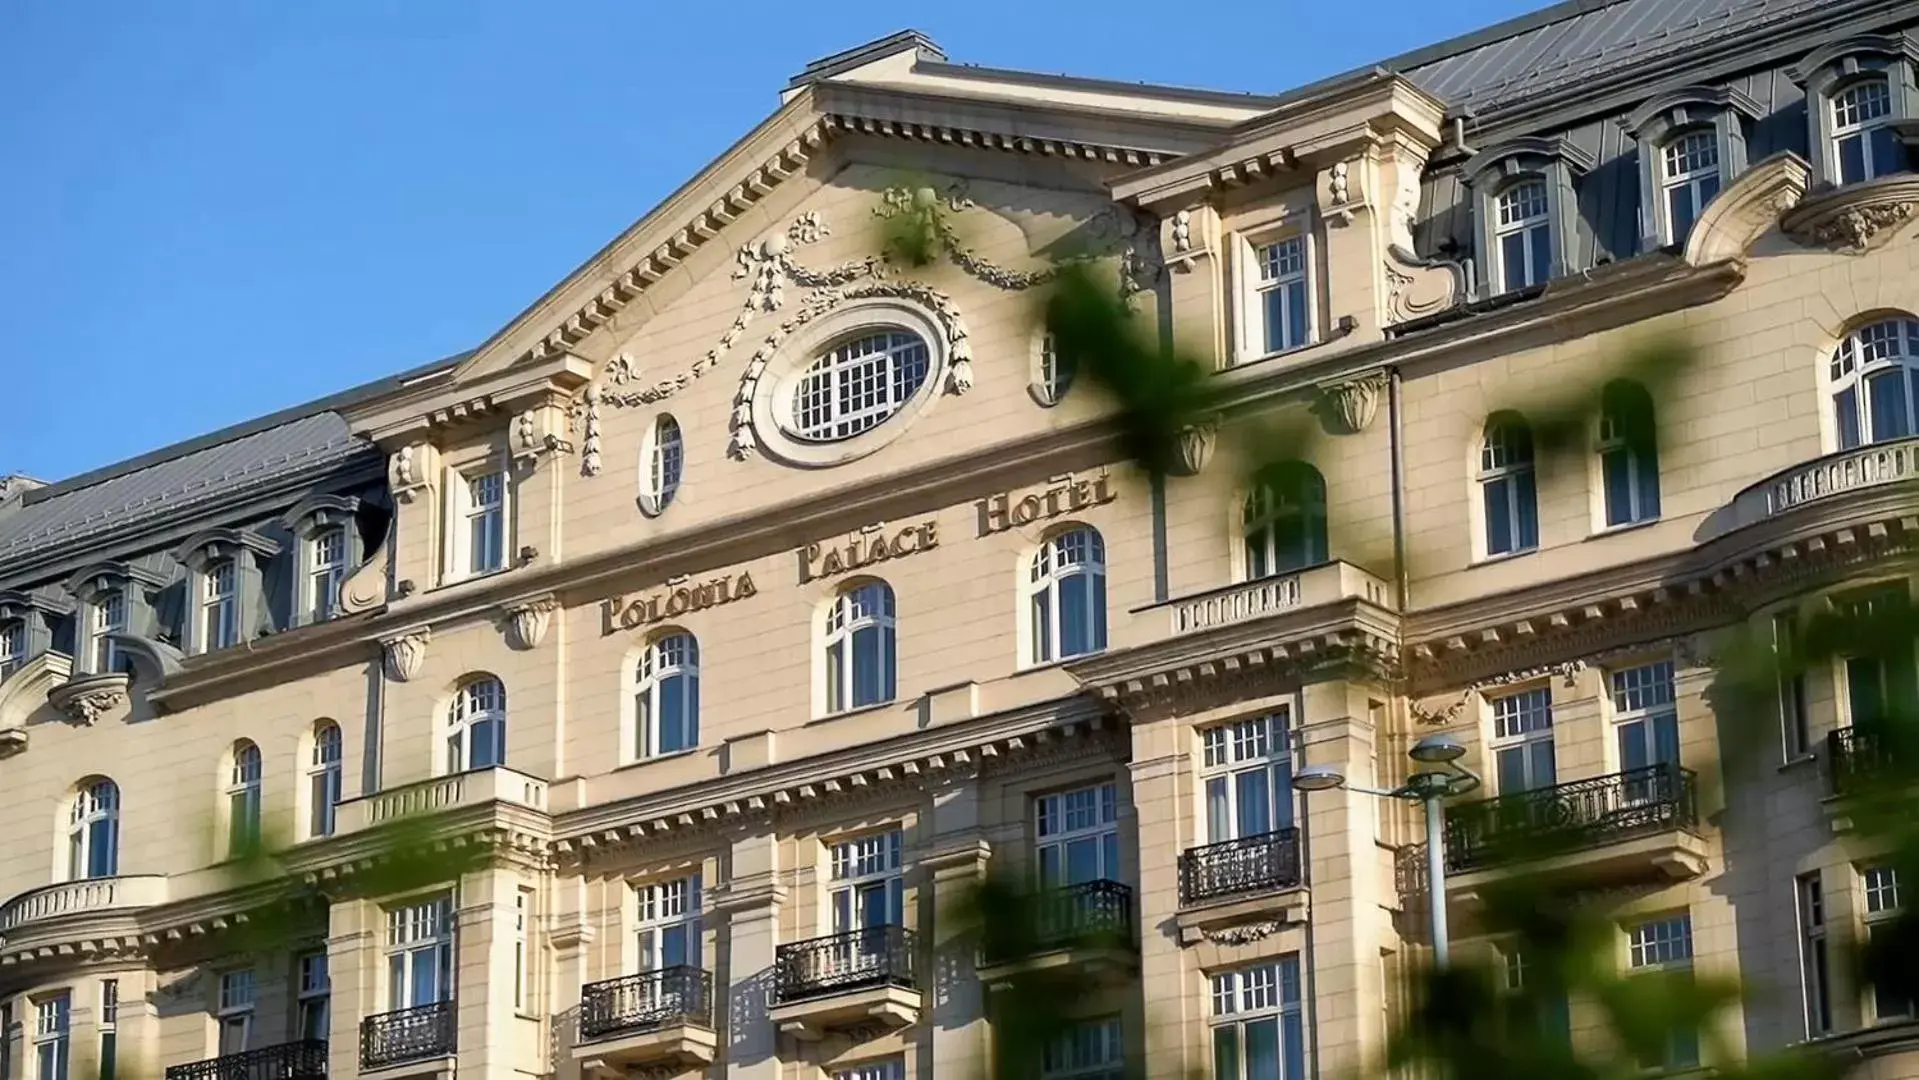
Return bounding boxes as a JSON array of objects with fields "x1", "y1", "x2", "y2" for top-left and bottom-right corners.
[{"x1": 5, "y1": 10, "x2": 1919, "y2": 1080}]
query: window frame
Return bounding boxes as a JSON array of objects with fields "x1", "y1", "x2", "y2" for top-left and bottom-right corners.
[
  {"x1": 307, "y1": 527, "x2": 348, "y2": 624},
  {"x1": 1595, "y1": 381, "x2": 1661, "y2": 530},
  {"x1": 631, "y1": 874, "x2": 702, "y2": 975},
  {"x1": 1209, "y1": 956, "x2": 1308, "y2": 1080},
  {"x1": 68, "y1": 779, "x2": 119, "y2": 881},
  {"x1": 1828, "y1": 318, "x2": 1919, "y2": 451},
  {"x1": 822, "y1": 581, "x2": 898, "y2": 716},
  {"x1": 216, "y1": 969, "x2": 255, "y2": 1056},
  {"x1": 1233, "y1": 223, "x2": 1317, "y2": 365},
  {"x1": 1463, "y1": 137, "x2": 1591, "y2": 298},
  {"x1": 385, "y1": 895, "x2": 456, "y2": 1011},
  {"x1": 200, "y1": 559, "x2": 240, "y2": 653},
  {"x1": 89, "y1": 591, "x2": 127, "y2": 677},
  {"x1": 33, "y1": 994, "x2": 69, "y2": 1080},
  {"x1": 827, "y1": 828, "x2": 905, "y2": 935},
  {"x1": 1607, "y1": 661, "x2": 1680, "y2": 782},
  {"x1": 1774, "y1": 611, "x2": 1812, "y2": 760},
  {"x1": 1242, "y1": 464, "x2": 1329, "y2": 580},
  {"x1": 1796, "y1": 871, "x2": 1832, "y2": 1038},
  {"x1": 633, "y1": 633, "x2": 700, "y2": 761},
  {"x1": 1488, "y1": 686, "x2": 1557, "y2": 795},
  {"x1": 1624, "y1": 86, "x2": 1757, "y2": 252},
  {"x1": 1491, "y1": 179, "x2": 1554, "y2": 293},
  {"x1": 1198, "y1": 712, "x2": 1294, "y2": 846},
  {"x1": 226, "y1": 742, "x2": 262, "y2": 857},
  {"x1": 444, "y1": 462, "x2": 511, "y2": 584},
  {"x1": 1034, "y1": 781, "x2": 1121, "y2": 888},
  {"x1": 0, "y1": 619, "x2": 24, "y2": 677},
  {"x1": 1861, "y1": 863, "x2": 1912, "y2": 1022},
  {"x1": 1476, "y1": 415, "x2": 1540, "y2": 559},
  {"x1": 638, "y1": 414, "x2": 685, "y2": 518},
  {"x1": 307, "y1": 722, "x2": 343, "y2": 840},
  {"x1": 446, "y1": 677, "x2": 507, "y2": 774},
  {"x1": 97, "y1": 980, "x2": 117, "y2": 1080},
  {"x1": 1023, "y1": 526, "x2": 1109, "y2": 667},
  {"x1": 298, "y1": 951, "x2": 331, "y2": 1043},
  {"x1": 789, "y1": 330, "x2": 934, "y2": 442},
  {"x1": 1624, "y1": 912, "x2": 1699, "y2": 1069},
  {"x1": 1791, "y1": 35, "x2": 1919, "y2": 188},
  {"x1": 1042, "y1": 1017, "x2": 1124, "y2": 1080},
  {"x1": 833, "y1": 1059, "x2": 905, "y2": 1080},
  {"x1": 1030, "y1": 330, "x2": 1075, "y2": 407}
]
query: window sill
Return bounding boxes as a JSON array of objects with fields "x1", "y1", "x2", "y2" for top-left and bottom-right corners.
[
  {"x1": 1777, "y1": 752, "x2": 1818, "y2": 774},
  {"x1": 611, "y1": 747, "x2": 701, "y2": 772},
  {"x1": 1587, "y1": 517, "x2": 1661, "y2": 540},
  {"x1": 807, "y1": 700, "x2": 899, "y2": 726},
  {"x1": 1471, "y1": 547, "x2": 1538, "y2": 568},
  {"x1": 1015, "y1": 652, "x2": 1103, "y2": 676},
  {"x1": 436, "y1": 566, "x2": 512, "y2": 591},
  {"x1": 1231, "y1": 341, "x2": 1322, "y2": 369}
]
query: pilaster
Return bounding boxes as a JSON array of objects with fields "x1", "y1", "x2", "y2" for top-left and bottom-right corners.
[
  {"x1": 1128, "y1": 715, "x2": 1197, "y2": 1080},
  {"x1": 712, "y1": 831, "x2": 785, "y2": 1080},
  {"x1": 922, "y1": 776, "x2": 991, "y2": 1080}
]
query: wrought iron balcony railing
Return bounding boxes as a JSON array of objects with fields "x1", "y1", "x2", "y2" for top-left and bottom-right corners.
[
  {"x1": 579, "y1": 966, "x2": 714, "y2": 1040},
  {"x1": 983, "y1": 879, "x2": 1134, "y2": 962},
  {"x1": 773, "y1": 925, "x2": 917, "y2": 1004},
  {"x1": 359, "y1": 1001, "x2": 454, "y2": 1070},
  {"x1": 1828, "y1": 726, "x2": 1900, "y2": 795},
  {"x1": 1443, "y1": 764, "x2": 1698, "y2": 874},
  {"x1": 1177, "y1": 828, "x2": 1302, "y2": 906},
  {"x1": 165, "y1": 1040, "x2": 327, "y2": 1080}
]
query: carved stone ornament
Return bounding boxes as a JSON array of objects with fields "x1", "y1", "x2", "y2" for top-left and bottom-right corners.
[
  {"x1": 1781, "y1": 174, "x2": 1919, "y2": 255},
  {"x1": 1172, "y1": 208, "x2": 1193, "y2": 254},
  {"x1": 1202, "y1": 920, "x2": 1286, "y2": 945},
  {"x1": 389, "y1": 443, "x2": 428, "y2": 504},
  {"x1": 1321, "y1": 372, "x2": 1386, "y2": 434},
  {"x1": 381, "y1": 628, "x2": 431, "y2": 682},
  {"x1": 1170, "y1": 419, "x2": 1218, "y2": 477},
  {"x1": 577, "y1": 385, "x2": 603, "y2": 478},
  {"x1": 48, "y1": 672, "x2": 130, "y2": 726},
  {"x1": 1409, "y1": 692, "x2": 1472, "y2": 727},
  {"x1": 504, "y1": 598, "x2": 558, "y2": 651}
]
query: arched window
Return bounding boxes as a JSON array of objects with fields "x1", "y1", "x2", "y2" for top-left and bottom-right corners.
[
  {"x1": 638, "y1": 414, "x2": 684, "y2": 517},
  {"x1": 308, "y1": 722, "x2": 343, "y2": 839},
  {"x1": 448, "y1": 677, "x2": 507, "y2": 772},
  {"x1": 1833, "y1": 78, "x2": 1900, "y2": 185},
  {"x1": 1027, "y1": 527, "x2": 1108, "y2": 665},
  {"x1": 227, "y1": 742, "x2": 262, "y2": 856},
  {"x1": 1831, "y1": 319, "x2": 1919, "y2": 449},
  {"x1": 68, "y1": 779, "x2": 119, "y2": 880},
  {"x1": 824, "y1": 582, "x2": 897, "y2": 714},
  {"x1": 1244, "y1": 463, "x2": 1328, "y2": 579},
  {"x1": 1659, "y1": 131, "x2": 1721, "y2": 245},
  {"x1": 1032, "y1": 331, "x2": 1075, "y2": 406},
  {"x1": 1598, "y1": 382, "x2": 1661, "y2": 527},
  {"x1": 1494, "y1": 180, "x2": 1553, "y2": 292},
  {"x1": 1480, "y1": 415, "x2": 1539, "y2": 557},
  {"x1": 792, "y1": 331, "x2": 931, "y2": 441},
  {"x1": 636, "y1": 633, "x2": 700, "y2": 758}
]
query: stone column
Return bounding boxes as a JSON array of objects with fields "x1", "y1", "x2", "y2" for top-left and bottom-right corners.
[
  {"x1": 921, "y1": 776, "x2": 991, "y2": 1080},
  {"x1": 711, "y1": 831, "x2": 784, "y2": 1080}
]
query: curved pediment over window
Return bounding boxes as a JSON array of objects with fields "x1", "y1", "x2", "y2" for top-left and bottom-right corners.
[
  {"x1": 170, "y1": 526, "x2": 280, "y2": 569},
  {"x1": 1681, "y1": 151, "x2": 1812, "y2": 265},
  {"x1": 276, "y1": 493, "x2": 361, "y2": 537},
  {"x1": 0, "y1": 649, "x2": 69, "y2": 733}
]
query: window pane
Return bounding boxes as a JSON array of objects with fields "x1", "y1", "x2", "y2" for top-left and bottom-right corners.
[
  {"x1": 1244, "y1": 1018, "x2": 1281, "y2": 1080},
  {"x1": 1500, "y1": 232, "x2": 1528, "y2": 292},
  {"x1": 1528, "y1": 224, "x2": 1553, "y2": 286},
  {"x1": 1285, "y1": 279, "x2": 1308, "y2": 350},
  {"x1": 1637, "y1": 446, "x2": 1661, "y2": 518},
  {"x1": 1838, "y1": 132, "x2": 1866, "y2": 186},
  {"x1": 1207, "y1": 777, "x2": 1231, "y2": 843},
  {"x1": 1528, "y1": 738, "x2": 1557, "y2": 788},
  {"x1": 1235, "y1": 769, "x2": 1271, "y2": 838},
  {"x1": 1603, "y1": 448, "x2": 1633, "y2": 527},
  {"x1": 852, "y1": 626, "x2": 881, "y2": 706},
  {"x1": 1214, "y1": 1025, "x2": 1240, "y2": 1080},
  {"x1": 1497, "y1": 745, "x2": 1528, "y2": 794},
  {"x1": 1667, "y1": 185, "x2": 1695, "y2": 244},
  {"x1": 1868, "y1": 368, "x2": 1912, "y2": 442},
  {"x1": 1092, "y1": 572, "x2": 1108, "y2": 651},
  {"x1": 1837, "y1": 387, "x2": 1863, "y2": 449},
  {"x1": 1870, "y1": 125, "x2": 1903, "y2": 180},
  {"x1": 1514, "y1": 470, "x2": 1539, "y2": 549},
  {"x1": 1060, "y1": 574, "x2": 1091, "y2": 657},
  {"x1": 1032, "y1": 591, "x2": 1053, "y2": 664},
  {"x1": 1485, "y1": 476, "x2": 1514, "y2": 555}
]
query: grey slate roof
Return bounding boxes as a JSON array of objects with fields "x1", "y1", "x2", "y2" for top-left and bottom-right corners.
[{"x1": 1394, "y1": 0, "x2": 1830, "y2": 113}]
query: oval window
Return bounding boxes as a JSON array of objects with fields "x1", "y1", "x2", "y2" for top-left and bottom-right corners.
[
  {"x1": 638, "y1": 414, "x2": 683, "y2": 517},
  {"x1": 788, "y1": 330, "x2": 932, "y2": 442}
]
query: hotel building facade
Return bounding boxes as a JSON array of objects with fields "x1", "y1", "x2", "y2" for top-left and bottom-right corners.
[{"x1": 3, "y1": 1, "x2": 1918, "y2": 1078}]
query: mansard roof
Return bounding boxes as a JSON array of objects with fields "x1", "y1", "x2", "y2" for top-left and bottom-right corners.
[{"x1": 0, "y1": 350, "x2": 468, "y2": 572}]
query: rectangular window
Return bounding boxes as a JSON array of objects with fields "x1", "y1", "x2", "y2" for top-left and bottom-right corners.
[
  {"x1": 1502, "y1": 946, "x2": 1571, "y2": 1046},
  {"x1": 385, "y1": 895, "x2": 455, "y2": 1011},
  {"x1": 1035, "y1": 782, "x2": 1120, "y2": 888},
  {"x1": 1494, "y1": 181, "x2": 1553, "y2": 292},
  {"x1": 298, "y1": 952, "x2": 330, "y2": 1042},
  {"x1": 1862, "y1": 864, "x2": 1912, "y2": 1022},
  {"x1": 1774, "y1": 613, "x2": 1810, "y2": 759},
  {"x1": 1610, "y1": 662, "x2": 1680, "y2": 801},
  {"x1": 465, "y1": 471, "x2": 507, "y2": 575},
  {"x1": 33, "y1": 996, "x2": 68, "y2": 1080},
  {"x1": 1210, "y1": 956, "x2": 1307, "y2": 1080},
  {"x1": 1626, "y1": 913, "x2": 1698, "y2": 1069},
  {"x1": 1250, "y1": 236, "x2": 1310, "y2": 357},
  {"x1": 1832, "y1": 80, "x2": 1898, "y2": 186},
  {"x1": 1598, "y1": 408, "x2": 1660, "y2": 527},
  {"x1": 1490, "y1": 687, "x2": 1556, "y2": 794},
  {"x1": 96, "y1": 981, "x2": 116, "y2": 1080},
  {"x1": 1660, "y1": 131, "x2": 1721, "y2": 244},
  {"x1": 216, "y1": 970, "x2": 254, "y2": 1056},
  {"x1": 513, "y1": 888, "x2": 533, "y2": 1011},
  {"x1": 0, "y1": 621, "x2": 23, "y2": 677},
  {"x1": 202, "y1": 561, "x2": 238, "y2": 651},
  {"x1": 1796, "y1": 871, "x2": 1831, "y2": 1037},
  {"x1": 309, "y1": 529, "x2": 347, "y2": 622},
  {"x1": 1836, "y1": 586, "x2": 1917, "y2": 731},
  {"x1": 1044, "y1": 1017, "x2": 1123, "y2": 1080},
  {"x1": 1200, "y1": 712, "x2": 1294, "y2": 845},
  {"x1": 830, "y1": 830, "x2": 904, "y2": 932},
  {"x1": 833, "y1": 1059, "x2": 905, "y2": 1080},
  {"x1": 634, "y1": 875, "x2": 702, "y2": 973},
  {"x1": 91, "y1": 592, "x2": 126, "y2": 675}
]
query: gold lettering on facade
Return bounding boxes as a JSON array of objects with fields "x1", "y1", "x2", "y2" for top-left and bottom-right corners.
[
  {"x1": 977, "y1": 473, "x2": 1117, "y2": 535},
  {"x1": 599, "y1": 572, "x2": 758, "y2": 635},
  {"x1": 798, "y1": 521, "x2": 941, "y2": 584}
]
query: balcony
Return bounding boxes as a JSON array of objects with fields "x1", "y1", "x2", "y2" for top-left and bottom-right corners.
[
  {"x1": 1720, "y1": 437, "x2": 1919, "y2": 533},
  {"x1": 1160, "y1": 562, "x2": 1393, "y2": 637},
  {"x1": 359, "y1": 1002, "x2": 454, "y2": 1075},
  {"x1": 977, "y1": 880, "x2": 1136, "y2": 988},
  {"x1": 573, "y1": 968, "x2": 716, "y2": 1072},
  {"x1": 1442, "y1": 765, "x2": 1707, "y2": 894},
  {"x1": 1829, "y1": 726, "x2": 1899, "y2": 796},
  {"x1": 0, "y1": 875, "x2": 169, "y2": 938},
  {"x1": 768, "y1": 926, "x2": 920, "y2": 1040},
  {"x1": 338, "y1": 766, "x2": 548, "y2": 835},
  {"x1": 1174, "y1": 829, "x2": 1307, "y2": 944},
  {"x1": 165, "y1": 1040, "x2": 327, "y2": 1080}
]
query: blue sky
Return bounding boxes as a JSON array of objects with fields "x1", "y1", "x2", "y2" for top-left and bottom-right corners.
[{"x1": 0, "y1": 0, "x2": 1543, "y2": 483}]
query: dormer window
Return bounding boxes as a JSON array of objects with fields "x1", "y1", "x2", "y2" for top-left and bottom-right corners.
[
  {"x1": 309, "y1": 529, "x2": 346, "y2": 622},
  {"x1": 1493, "y1": 181, "x2": 1552, "y2": 292},
  {"x1": 277, "y1": 493, "x2": 365, "y2": 627},
  {"x1": 0, "y1": 620, "x2": 22, "y2": 678},
  {"x1": 1790, "y1": 35, "x2": 1919, "y2": 188},
  {"x1": 202, "y1": 561, "x2": 239, "y2": 651},
  {"x1": 63, "y1": 565, "x2": 160, "y2": 675},
  {"x1": 0, "y1": 591, "x2": 66, "y2": 676},
  {"x1": 1835, "y1": 79, "x2": 1900, "y2": 184},
  {"x1": 92, "y1": 591, "x2": 127, "y2": 674},
  {"x1": 1660, "y1": 133, "x2": 1721, "y2": 244},
  {"x1": 1463, "y1": 137, "x2": 1591, "y2": 297}
]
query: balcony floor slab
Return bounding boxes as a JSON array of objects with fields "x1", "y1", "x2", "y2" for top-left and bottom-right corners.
[
  {"x1": 769, "y1": 984, "x2": 922, "y2": 1041},
  {"x1": 1175, "y1": 887, "x2": 1309, "y2": 945}
]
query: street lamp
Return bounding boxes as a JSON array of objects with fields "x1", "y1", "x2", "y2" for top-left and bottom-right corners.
[{"x1": 1292, "y1": 733, "x2": 1481, "y2": 967}]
